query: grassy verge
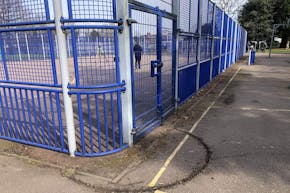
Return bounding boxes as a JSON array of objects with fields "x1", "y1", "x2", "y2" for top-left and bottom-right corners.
[{"x1": 266, "y1": 48, "x2": 290, "y2": 54}]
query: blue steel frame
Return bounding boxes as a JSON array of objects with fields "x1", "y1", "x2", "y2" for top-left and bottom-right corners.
[
  {"x1": 0, "y1": 0, "x2": 68, "y2": 153},
  {"x1": 129, "y1": 1, "x2": 177, "y2": 138},
  {"x1": 0, "y1": 0, "x2": 247, "y2": 157},
  {"x1": 177, "y1": 0, "x2": 247, "y2": 104},
  {"x1": 129, "y1": 3, "x2": 162, "y2": 132},
  {"x1": 177, "y1": 0, "x2": 200, "y2": 104},
  {"x1": 0, "y1": 0, "x2": 128, "y2": 157},
  {"x1": 0, "y1": 26, "x2": 60, "y2": 87},
  {"x1": 0, "y1": 0, "x2": 53, "y2": 28},
  {"x1": 0, "y1": 6, "x2": 68, "y2": 153},
  {"x1": 0, "y1": 85, "x2": 68, "y2": 153},
  {"x1": 61, "y1": 0, "x2": 127, "y2": 157},
  {"x1": 65, "y1": 0, "x2": 118, "y2": 22}
]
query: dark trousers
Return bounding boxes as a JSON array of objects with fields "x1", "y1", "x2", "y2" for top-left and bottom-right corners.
[{"x1": 135, "y1": 56, "x2": 141, "y2": 69}]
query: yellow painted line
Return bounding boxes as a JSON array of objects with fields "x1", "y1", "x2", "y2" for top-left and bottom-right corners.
[
  {"x1": 148, "y1": 67, "x2": 241, "y2": 188},
  {"x1": 154, "y1": 190, "x2": 167, "y2": 193},
  {"x1": 148, "y1": 135, "x2": 190, "y2": 187}
]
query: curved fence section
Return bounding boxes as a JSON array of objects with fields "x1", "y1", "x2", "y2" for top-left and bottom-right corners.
[
  {"x1": 0, "y1": 0, "x2": 247, "y2": 157},
  {"x1": 61, "y1": 0, "x2": 127, "y2": 156},
  {"x1": 0, "y1": 0, "x2": 127, "y2": 157},
  {"x1": 0, "y1": 85, "x2": 68, "y2": 153},
  {"x1": 68, "y1": 85, "x2": 126, "y2": 157}
]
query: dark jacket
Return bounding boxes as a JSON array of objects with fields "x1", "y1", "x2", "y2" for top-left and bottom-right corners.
[{"x1": 134, "y1": 44, "x2": 143, "y2": 58}]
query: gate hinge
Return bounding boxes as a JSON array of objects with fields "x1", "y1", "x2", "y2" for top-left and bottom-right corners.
[
  {"x1": 60, "y1": 17, "x2": 67, "y2": 33},
  {"x1": 118, "y1": 18, "x2": 124, "y2": 33},
  {"x1": 130, "y1": 129, "x2": 137, "y2": 135}
]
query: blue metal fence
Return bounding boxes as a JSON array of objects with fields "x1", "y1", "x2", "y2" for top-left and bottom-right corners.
[
  {"x1": 129, "y1": 2, "x2": 176, "y2": 138},
  {"x1": 0, "y1": 0, "x2": 127, "y2": 157},
  {"x1": 0, "y1": 0, "x2": 66, "y2": 153},
  {"x1": 62, "y1": 0, "x2": 127, "y2": 156},
  {"x1": 0, "y1": 0, "x2": 247, "y2": 156},
  {"x1": 0, "y1": 85, "x2": 68, "y2": 153},
  {"x1": 177, "y1": 0, "x2": 247, "y2": 104}
]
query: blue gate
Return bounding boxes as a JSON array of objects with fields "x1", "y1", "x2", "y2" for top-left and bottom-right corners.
[
  {"x1": 0, "y1": 0, "x2": 127, "y2": 157},
  {"x1": 129, "y1": 2, "x2": 177, "y2": 138}
]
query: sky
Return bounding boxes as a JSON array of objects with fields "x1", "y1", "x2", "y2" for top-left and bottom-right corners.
[{"x1": 210, "y1": 0, "x2": 248, "y2": 19}]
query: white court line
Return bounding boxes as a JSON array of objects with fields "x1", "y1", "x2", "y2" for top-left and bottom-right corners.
[
  {"x1": 240, "y1": 107, "x2": 290, "y2": 112},
  {"x1": 213, "y1": 106, "x2": 290, "y2": 112},
  {"x1": 148, "y1": 67, "x2": 242, "y2": 188}
]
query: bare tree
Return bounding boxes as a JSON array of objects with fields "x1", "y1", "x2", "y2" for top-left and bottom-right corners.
[
  {"x1": 211, "y1": 0, "x2": 248, "y2": 19},
  {"x1": 0, "y1": 0, "x2": 26, "y2": 24}
]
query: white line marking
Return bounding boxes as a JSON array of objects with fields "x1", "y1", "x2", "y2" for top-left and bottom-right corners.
[
  {"x1": 240, "y1": 107, "x2": 290, "y2": 112},
  {"x1": 213, "y1": 106, "x2": 290, "y2": 112}
]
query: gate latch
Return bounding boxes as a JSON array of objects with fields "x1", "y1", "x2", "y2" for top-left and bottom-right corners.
[
  {"x1": 127, "y1": 18, "x2": 138, "y2": 25},
  {"x1": 151, "y1": 60, "x2": 163, "y2": 77}
]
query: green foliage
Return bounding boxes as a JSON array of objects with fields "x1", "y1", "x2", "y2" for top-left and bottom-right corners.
[
  {"x1": 272, "y1": 0, "x2": 290, "y2": 47},
  {"x1": 238, "y1": 0, "x2": 273, "y2": 41},
  {"x1": 239, "y1": 0, "x2": 290, "y2": 47}
]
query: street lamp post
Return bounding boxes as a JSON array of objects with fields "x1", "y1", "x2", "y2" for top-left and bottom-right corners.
[{"x1": 269, "y1": 18, "x2": 290, "y2": 58}]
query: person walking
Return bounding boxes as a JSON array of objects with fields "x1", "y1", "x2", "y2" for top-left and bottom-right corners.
[{"x1": 133, "y1": 42, "x2": 143, "y2": 69}]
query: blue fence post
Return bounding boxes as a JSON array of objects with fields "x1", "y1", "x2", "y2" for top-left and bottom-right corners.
[
  {"x1": 210, "y1": 5, "x2": 216, "y2": 81},
  {"x1": 224, "y1": 15, "x2": 229, "y2": 70},
  {"x1": 156, "y1": 10, "x2": 163, "y2": 118},
  {"x1": 0, "y1": 33, "x2": 9, "y2": 80},
  {"x1": 218, "y1": 10, "x2": 224, "y2": 74}
]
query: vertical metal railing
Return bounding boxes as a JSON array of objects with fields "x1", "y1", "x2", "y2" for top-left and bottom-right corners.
[
  {"x1": 62, "y1": 0, "x2": 127, "y2": 156},
  {"x1": 0, "y1": 0, "x2": 69, "y2": 154},
  {"x1": 176, "y1": 0, "x2": 247, "y2": 104},
  {"x1": 0, "y1": 0, "x2": 128, "y2": 157},
  {"x1": 210, "y1": 5, "x2": 216, "y2": 81},
  {"x1": 0, "y1": 0, "x2": 248, "y2": 155}
]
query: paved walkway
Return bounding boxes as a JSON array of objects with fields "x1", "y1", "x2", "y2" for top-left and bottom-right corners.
[
  {"x1": 0, "y1": 53, "x2": 290, "y2": 193},
  {"x1": 166, "y1": 53, "x2": 290, "y2": 193},
  {"x1": 0, "y1": 154, "x2": 96, "y2": 193}
]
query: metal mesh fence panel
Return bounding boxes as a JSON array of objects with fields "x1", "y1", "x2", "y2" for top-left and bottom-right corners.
[
  {"x1": 0, "y1": 0, "x2": 50, "y2": 25},
  {"x1": 200, "y1": 36, "x2": 212, "y2": 61},
  {"x1": 67, "y1": 28, "x2": 117, "y2": 87},
  {"x1": 190, "y1": 0, "x2": 199, "y2": 34},
  {"x1": 0, "y1": 30, "x2": 58, "y2": 86},
  {"x1": 201, "y1": 0, "x2": 214, "y2": 35},
  {"x1": 68, "y1": 0, "x2": 115, "y2": 20},
  {"x1": 178, "y1": 35, "x2": 198, "y2": 67},
  {"x1": 179, "y1": 0, "x2": 191, "y2": 32},
  {"x1": 215, "y1": 7, "x2": 223, "y2": 37}
]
